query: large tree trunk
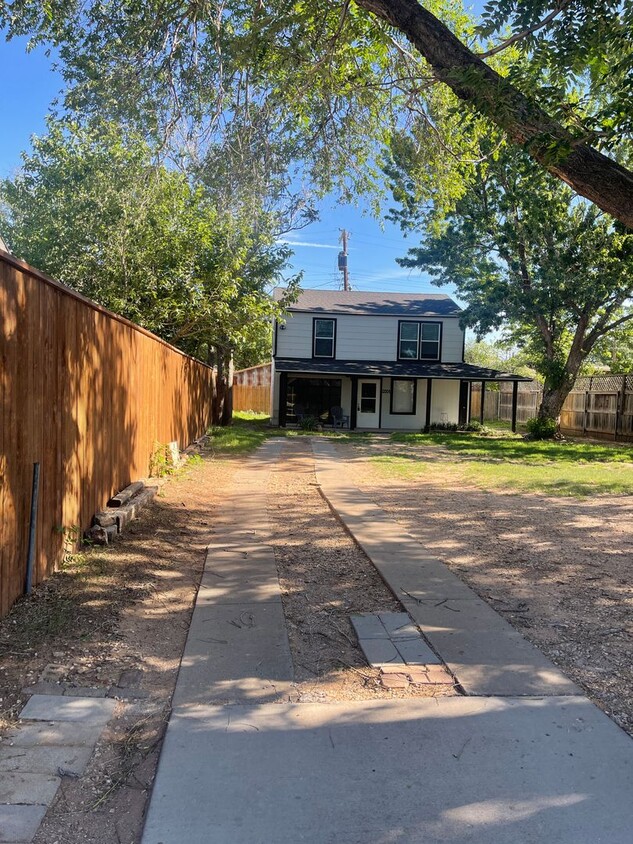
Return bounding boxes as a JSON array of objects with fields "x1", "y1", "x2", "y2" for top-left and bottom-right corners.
[
  {"x1": 538, "y1": 381, "x2": 574, "y2": 421},
  {"x1": 356, "y1": 0, "x2": 633, "y2": 229}
]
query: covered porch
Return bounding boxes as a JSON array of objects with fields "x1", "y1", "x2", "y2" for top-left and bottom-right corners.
[{"x1": 273, "y1": 360, "x2": 530, "y2": 432}]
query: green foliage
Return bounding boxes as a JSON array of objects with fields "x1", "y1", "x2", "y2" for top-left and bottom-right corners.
[
  {"x1": 4, "y1": 0, "x2": 630, "y2": 231},
  {"x1": 298, "y1": 415, "x2": 321, "y2": 431},
  {"x1": 0, "y1": 116, "x2": 299, "y2": 367},
  {"x1": 465, "y1": 340, "x2": 540, "y2": 380},
  {"x1": 525, "y1": 416, "x2": 558, "y2": 439},
  {"x1": 389, "y1": 138, "x2": 633, "y2": 417}
]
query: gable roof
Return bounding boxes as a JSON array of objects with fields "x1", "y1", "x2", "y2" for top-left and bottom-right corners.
[{"x1": 273, "y1": 288, "x2": 461, "y2": 317}]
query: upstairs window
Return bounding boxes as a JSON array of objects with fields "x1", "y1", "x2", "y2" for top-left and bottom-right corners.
[
  {"x1": 398, "y1": 321, "x2": 441, "y2": 361},
  {"x1": 420, "y1": 322, "x2": 441, "y2": 359},
  {"x1": 313, "y1": 318, "x2": 336, "y2": 358}
]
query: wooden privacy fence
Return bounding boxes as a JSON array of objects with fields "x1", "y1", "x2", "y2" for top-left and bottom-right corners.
[
  {"x1": 233, "y1": 362, "x2": 271, "y2": 414},
  {"x1": 0, "y1": 250, "x2": 226, "y2": 616},
  {"x1": 471, "y1": 376, "x2": 633, "y2": 441}
]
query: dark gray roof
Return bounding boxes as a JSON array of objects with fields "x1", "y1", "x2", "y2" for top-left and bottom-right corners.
[
  {"x1": 274, "y1": 358, "x2": 530, "y2": 381},
  {"x1": 273, "y1": 288, "x2": 461, "y2": 317}
]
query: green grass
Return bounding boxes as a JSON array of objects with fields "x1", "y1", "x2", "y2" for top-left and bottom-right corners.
[
  {"x1": 372, "y1": 452, "x2": 633, "y2": 497},
  {"x1": 208, "y1": 412, "x2": 272, "y2": 453},
  {"x1": 207, "y1": 411, "x2": 373, "y2": 455},
  {"x1": 390, "y1": 431, "x2": 633, "y2": 464},
  {"x1": 377, "y1": 431, "x2": 633, "y2": 497}
]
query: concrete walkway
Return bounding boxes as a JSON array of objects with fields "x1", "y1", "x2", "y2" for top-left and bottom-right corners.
[{"x1": 141, "y1": 438, "x2": 633, "y2": 844}]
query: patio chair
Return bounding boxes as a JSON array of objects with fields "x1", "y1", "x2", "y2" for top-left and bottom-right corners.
[
  {"x1": 330, "y1": 405, "x2": 349, "y2": 428},
  {"x1": 293, "y1": 403, "x2": 306, "y2": 423}
]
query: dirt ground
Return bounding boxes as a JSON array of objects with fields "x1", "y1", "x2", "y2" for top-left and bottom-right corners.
[
  {"x1": 3, "y1": 431, "x2": 631, "y2": 843},
  {"x1": 336, "y1": 438, "x2": 633, "y2": 737},
  {"x1": 0, "y1": 447, "x2": 238, "y2": 844},
  {"x1": 268, "y1": 438, "x2": 456, "y2": 701}
]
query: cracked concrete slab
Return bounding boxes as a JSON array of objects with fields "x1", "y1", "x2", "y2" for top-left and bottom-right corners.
[{"x1": 19, "y1": 695, "x2": 116, "y2": 725}]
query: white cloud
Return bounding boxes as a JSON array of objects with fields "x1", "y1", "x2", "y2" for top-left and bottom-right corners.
[{"x1": 278, "y1": 239, "x2": 339, "y2": 249}]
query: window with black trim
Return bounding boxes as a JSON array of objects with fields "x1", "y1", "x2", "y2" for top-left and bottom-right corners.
[
  {"x1": 313, "y1": 318, "x2": 336, "y2": 358},
  {"x1": 398, "y1": 321, "x2": 441, "y2": 361},
  {"x1": 391, "y1": 378, "x2": 416, "y2": 414}
]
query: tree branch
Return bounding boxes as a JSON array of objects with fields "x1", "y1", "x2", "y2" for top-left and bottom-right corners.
[
  {"x1": 477, "y1": 1, "x2": 573, "y2": 60},
  {"x1": 354, "y1": 0, "x2": 633, "y2": 228}
]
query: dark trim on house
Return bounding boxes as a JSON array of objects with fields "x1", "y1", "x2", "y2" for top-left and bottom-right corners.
[
  {"x1": 279, "y1": 371, "x2": 288, "y2": 427},
  {"x1": 397, "y1": 320, "x2": 442, "y2": 362},
  {"x1": 312, "y1": 316, "x2": 337, "y2": 359},
  {"x1": 479, "y1": 381, "x2": 485, "y2": 424},
  {"x1": 424, "y1": 378, "x2": 433, "y2": 432},
  {"x1": 459, "y1": 380, "x2": 469, "y2": 426},
  {"x1": 389, "y1": 377, "x2": 418, "y2": 415},
  {"x1": 511, "y1": 380, "x2": 519, "y2": 433},
  {"x1": 350, "y1": 376, "x2": 358, "y2": 430},
  {"x1": 378, "y1": 377, "x2": 383, "y2": 428},
  {"x1": 274, "y1": 357, "x2": 531, "y2": 382}
]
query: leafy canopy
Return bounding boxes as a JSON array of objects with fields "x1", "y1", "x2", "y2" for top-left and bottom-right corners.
[{"x1": 0, "y1": 116, "x2": 298, "y2": 368}]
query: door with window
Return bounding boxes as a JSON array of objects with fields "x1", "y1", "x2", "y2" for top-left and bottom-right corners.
[{"x1": 357, "y1": 379, "x2": 380, "y2": 428}]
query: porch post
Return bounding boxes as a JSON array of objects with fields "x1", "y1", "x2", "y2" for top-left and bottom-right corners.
[
  {"x1": 479, "y1": 381, "x2": 485, "y2": 424},
  {"x1": 511, "y1": 380, "x2": 519, "y2": 433},
  {"x1": 279, "y1": 371, "x2": 288, "y2": 428},
  {"x1": 350, "y1": 376, "x2": 358, "y2": 430},
  {"x1": 424, "y1": 378, "x2": 433, "y2": 433}
]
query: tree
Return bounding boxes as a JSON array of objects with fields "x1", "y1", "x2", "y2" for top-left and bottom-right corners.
[
  {"x1": 0, "y1": 116, "x2": 298, "y2": 373},
  {"x1": 465, "y1": 339, "x2": 538, "y2": 381},
  {"x1": 391, "y1": 143, "x2": 633, "y2": 420},
  {"x1": 2, "y1": 1, "x2": 632, "y2": 227},
  {"x1": 584, "y1": 321, "x2": 633, "y2": 374}
]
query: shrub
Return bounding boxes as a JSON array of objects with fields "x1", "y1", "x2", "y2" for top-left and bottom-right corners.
[
  {"x1": 461, "y1": 420, "x2": 482, "y2": 432},
  {"x1": 299, "y1": 415, "x2": 321, "y2": 431},
  {"x1": 525, "y1": 416, "x2": 558, "y2": 439},
  {"x1": 429, "y1": 422, "x2": 458, "y2": 432}
]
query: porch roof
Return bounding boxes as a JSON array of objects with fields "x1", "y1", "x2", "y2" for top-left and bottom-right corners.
[{"x1": 274, "y1": 358, "x2": 531, "y2": 382}]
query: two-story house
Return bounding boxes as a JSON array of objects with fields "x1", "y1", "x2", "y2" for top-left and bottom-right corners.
[{"x1": 271, "y1": 289, "x2": 527, "y2": 431}]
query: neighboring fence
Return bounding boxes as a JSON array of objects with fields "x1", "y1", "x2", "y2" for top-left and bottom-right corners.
[
  {"x1": 0, "y1": 250, "x2": 226, "y2": 616},
  {"x1": 471, "y1": 376, "x2": 633, "y2": 441},
  {"x1": 559, "y1": 375, "x2": 633, "y2": 441},
  {"x1": 233, "y1": 362, "x2": 271, "y2": 414}
]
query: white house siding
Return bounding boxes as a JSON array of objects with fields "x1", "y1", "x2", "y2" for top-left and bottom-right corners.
[
  {"x1": 276, "y1": 312, "x2": 464, "y2": 363},
  {"x1": 430, "y1": 380, "x2": 460, "y2": 424},
  {"x1": 379, "y1": 378, "x2": 428, "y2": 430}
]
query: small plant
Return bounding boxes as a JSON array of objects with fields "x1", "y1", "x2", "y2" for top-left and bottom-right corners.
[
  {"x1": 149, "y1": 442, "x2": 175, "y2": 477},
  {"x1": 54, "y1": 524, "x2": 82, "y2": 565},
  {"x1": 429, "y1": 422, "x2": 458, "y2": 432},
  {"x1": 461, "y1": 420, "x2": 482, "y2": 432},
  {"x1": 525, "y1": 416, "x2": 558, "y2": 440},
  {"x1": 299, "y1": 415, "x2": 321, "y2": 431}
]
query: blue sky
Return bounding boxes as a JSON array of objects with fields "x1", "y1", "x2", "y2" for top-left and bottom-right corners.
[{"x1": 0, "y1": 18, "x2": 485, "y2": 304}]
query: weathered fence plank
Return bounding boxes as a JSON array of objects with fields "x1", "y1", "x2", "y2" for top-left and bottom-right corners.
[{"x1": 0, "y1": 250, "x2": 225, "y2": 616}]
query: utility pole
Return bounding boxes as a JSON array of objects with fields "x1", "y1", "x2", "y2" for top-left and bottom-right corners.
[{"x1": 338, "y1": 229, "x2": 350, "y2": 291}]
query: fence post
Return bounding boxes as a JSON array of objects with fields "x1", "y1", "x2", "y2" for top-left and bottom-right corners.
[{"x1": 615, "y1": 374, "x2": 626, "y2": 440}]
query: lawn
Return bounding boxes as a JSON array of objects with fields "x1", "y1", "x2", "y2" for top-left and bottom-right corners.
[
  {"x1": 207, "y1": 411, "x2": 372, "y2": 454},
  {"x1": 375, "y1": 431, "x2": 633, "y2": 497}
]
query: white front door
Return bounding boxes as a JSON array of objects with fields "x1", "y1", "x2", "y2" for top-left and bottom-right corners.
[{"x1": 357, "y1": 379, "x2": 381, "y2": 428}]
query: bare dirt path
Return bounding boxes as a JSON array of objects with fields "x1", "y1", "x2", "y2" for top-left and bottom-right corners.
[
  {"x1": 268, "y1": 438, "x2": 455, "y2": 701},
  {"x1": 335, "y1": 439, "x2": 633, "y2": 736}
]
